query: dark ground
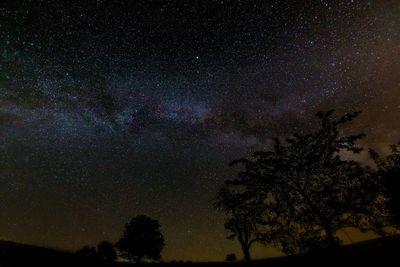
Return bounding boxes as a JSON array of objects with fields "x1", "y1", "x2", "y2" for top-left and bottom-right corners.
[{"x1": 1, "y1": 236, "x2": 399, "y2": 266}]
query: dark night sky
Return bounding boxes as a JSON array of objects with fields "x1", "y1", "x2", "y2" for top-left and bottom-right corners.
[{"x1": 0, "y1": 0, "x2": 399, "y2": 261}]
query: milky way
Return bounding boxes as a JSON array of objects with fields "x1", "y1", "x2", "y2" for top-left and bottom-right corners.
[{"x1": 0, "y1": 0, "x2": 399, "y2": 261}]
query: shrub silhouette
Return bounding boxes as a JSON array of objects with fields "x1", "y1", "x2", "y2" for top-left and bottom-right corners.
[
  {"x1": 76, "y1": 245, "x2": 97, "y2": 259},
  {"x1": 97, "y1": 241, "x2": 117, "y2": 262},
  {"x1": 225, "y1": 253, "x2": 237, "y2": 262}
]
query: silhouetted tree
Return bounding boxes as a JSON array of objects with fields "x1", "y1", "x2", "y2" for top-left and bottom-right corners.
[
  {"x1": 214, "y1": 187, "x2": 259, "y2": 262},
  {"x1": 97, "y1": 241, "x2": 117, "y2": 262},
  {"x1": 214, "y1": 186, "x2": 283, "y2": 261},
  {"x1": 370, "y1": 143, "x2": 400, "y2": 228},
  {"x1": 117, "y1": 215, "x2": 165, "y2": 263},
  {"x1": 225, "y1": 253, "x2": 237, "y2": 262},
  {"x1": 225, "y1": 110, "x2": 387, "y2": 253}
]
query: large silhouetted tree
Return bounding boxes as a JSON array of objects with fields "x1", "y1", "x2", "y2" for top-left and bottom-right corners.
[
  {"x1": 223, "y1": 110, "x2": 387, "y2": 253},
  {"x1": 117, "y1": 215, "x2": 165, "y2": 263},
  {"x1": 370, "y1": 143, "x2": 400, "y2": 228}
]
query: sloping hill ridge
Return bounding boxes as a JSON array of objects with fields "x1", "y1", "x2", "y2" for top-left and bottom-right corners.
[
  {"x1": 0, "y1": 236, "x2": 399, "y2": 266},
  {"x1": 0, "y1": 240, "x2": 77, "y2": 266},
  {"x1": 247, "y1": 235, "x2": 400, "y2": 266}
]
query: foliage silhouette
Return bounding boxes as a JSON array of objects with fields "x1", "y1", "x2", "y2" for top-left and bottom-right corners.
[
  {"x1": 76, "y1": 245, "x2": 97, "y2": 259},
  {"x1": 370, "y1": 143, "x2": 400, "y2": 228},
  {"x1": 219, "y1": 110, "x2": 388, "y2": 255},
  {"x1": 97, "y1": 240, "x2": 117, "y2": 262},
  {"x1": 117, "y1": 215, "x2": 165, "y2": 263},
  {"x1": 297, "y1": 230, "x2": 340, "y2": 253}
]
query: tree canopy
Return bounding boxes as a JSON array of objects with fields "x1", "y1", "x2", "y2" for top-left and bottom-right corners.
[
  {"x1": 117, "y1": 215, "x2": 165, "y2": 263},
  {"x1": 370, "y1": 143, "x2": 400, "y2": 228},
  {"x1": 217, "y1": 110, "x2": 388, "y2": 256}
]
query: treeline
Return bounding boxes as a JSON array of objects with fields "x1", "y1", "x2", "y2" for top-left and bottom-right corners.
[
  {"x1": 214, "y1": 110, "x2": 400, "y2": 261},
  {"x1": 77, "y1": 215, "x2": 165, "y2": 263}
]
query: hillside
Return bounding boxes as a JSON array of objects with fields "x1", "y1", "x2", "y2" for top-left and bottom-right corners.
[
  {"x1": 0, "y1": 236, "x2": 399, "y2": 266},
  {"x1": 0, "y1": 240, "x2": 78, "y2": 266}
]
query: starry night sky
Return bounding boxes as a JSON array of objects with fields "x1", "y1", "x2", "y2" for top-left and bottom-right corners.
[{"x1": 0, "y1": 0, "x2": 399, "y2": 261}]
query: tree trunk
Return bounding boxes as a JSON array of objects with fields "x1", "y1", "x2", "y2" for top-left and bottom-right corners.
[
  {"x1": 324, "y1": 226, "x2": 337, "y2": 248},
  {"x1": 241, "y1": 243, "x2": 251, "y2": 262}
]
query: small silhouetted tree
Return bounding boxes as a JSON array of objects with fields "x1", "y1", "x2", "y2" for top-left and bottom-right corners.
[
  {"x1": 370, "y1": 143, "x2": 400, "y2": 228},
  {"x1": 214, "y1": 188, "x2": 258, "y2": 262},
  {"x1": 226, "y1": 110, "x2": 387, "y2": 252},
  {"x1": 214, "y1": 186, "x2": 281, "y2": 261},
  {"x1": 225, "y1": 253, "x2": 237, "y2": 262},
  {"x1": 117, "y1": 215, "x2": 165, "y2": 263},
  {"x1": 97, "y1": 241, "x2": 117, "y2": 262}
]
